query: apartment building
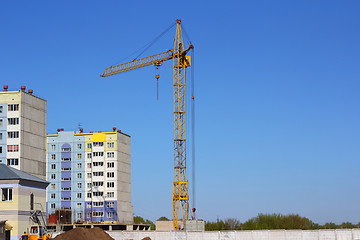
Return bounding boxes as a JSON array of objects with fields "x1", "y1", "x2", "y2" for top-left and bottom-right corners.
[
  {"x1": 46, "y1": 129, "x2": 133, "y2": 224},
  {"x1": 0, "y1": 85, "x2": 47, "y2": 180}
]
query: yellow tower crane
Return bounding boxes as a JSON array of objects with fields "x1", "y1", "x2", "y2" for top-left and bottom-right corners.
[{"x1": 100, "y1": 19, "x2": 193, "y2": 230}]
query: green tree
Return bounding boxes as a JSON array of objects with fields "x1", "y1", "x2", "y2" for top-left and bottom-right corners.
[{"x1": 157, "y1": 216, "x2": 170, "y2": 221}]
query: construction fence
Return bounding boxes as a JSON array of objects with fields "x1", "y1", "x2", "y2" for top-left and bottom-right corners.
[{"x1": 105, "y1": 229, "x2": 360, "y2": 240}]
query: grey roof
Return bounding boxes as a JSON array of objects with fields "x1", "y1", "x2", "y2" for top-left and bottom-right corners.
[{"x1": 0, "y1": 164, "x2": 48, "y2": 184}]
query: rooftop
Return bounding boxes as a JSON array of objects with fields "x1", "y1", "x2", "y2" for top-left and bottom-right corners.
[{"x1": 0, "y1": 164, "x2": 49, "y2": 185}]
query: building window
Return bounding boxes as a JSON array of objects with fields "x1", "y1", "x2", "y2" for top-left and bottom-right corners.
[
  {"x1": 93, "y1": 162, "x2": 103, "y2": 167},
  {"x1": 61, "y1": 197, "x2": 71, "y2": 201},
  {"x1": 107, "y1": 142, "x2": 114, "y2": 148},
  {"x1": 7, "y1": 158, "x2": 19, "y2": 166},
  {"x1": 87, "y1": 183, "x2": 92, "y2": 188},
  {"x1": 62, "y1": 147, "x2": 71, "y2": 152},
  {"x1": 61, "y1": 187, "x2": 71, "y2": 191},
  {"x1": 107, "y1": 202, "x2": 114, "y2": 208},
  {"x1": 61, "y1": 178, "x2": 71, "y2": 181},
  {"x1": 107, "y1": 182, "x2": 114, "y2": 188},
  {"x1": 107, "y1": 172, "x2": 114, "y2": 178},
  {"x1": 93, "y1": 191, "x2": 103, "y2": 197},
  {"x1": 7, "y1": 145, "x2": 19, "y2": 152},
  {"x1": 0, "y1": 119, "x2": 2, "y2": 126},
  {"x1": 51, "y1": 144, "x2": 56, "y2": 150},
  {"x1": 8, "y1": 131, "x2": 19, "y2": 138},
  {"x1": 61, "y1": 158, "x2": 71, "y2": 161},
  {"x1": 107, "y1": 212, "x2": 114, "y2": 218},
  {"x1": 1, "y1": 188, "x2": 13, "y2": 201},
  {"x1": 77, "y1": 144, "x2": 82, "y2": 149},
  {"x1": 107, "y1": 152, "x2": 114, "y2": 158},
  {"x1": 77, "y1": 173, "x2": 82, "y2": 179},
  {"x1": 0, "y1": 147, "x2": 2, "y2": 154},
  {"x1": 51, "y1": 203, "x2": 55, "y2": 209},
  {"x1": 51, "y1": 184, "x2": 55, "y2": 189},
  {"x1": 51, "y1": 154, "x2": 56, "y2": 160},
  {"x1": 87, "y1": 173, "x2": 91, "y2": 178},
  {"x1": 8, "y1": 104, "x2": 19, "y2": 111},
  {"x1": 0, "y1": 133, "x2": 2, "y2": 140},
  {"x1": 87, "y1": 143, "x2": 92, "y2": 149},
  {"x1": 51, "y1": 174, "x2": 56, "y2": 180},
  {"x1": 107, "y1": 192, "x2": 114, "y2": 198},
  {"x1": 77, "y1": 163, "x2": 82, "y2": 169},
  {"x1": 93, "y1": 202, "x2": 104, "y2": 207},
  {"x1": 77, "y1": 213, "x2": 82, "y2": 218},
  {"x1": 86, "y1": 202, "x2": 92, "y2": 208},
  {"x1": 92, "y1": 211, "x2": 104, "y2": 217},
  {"x1": 87, "y1": 193, "x2": 91, "y2": 198},
  {"x1": 87, "y1": 163, "x2": 92, "y2": 169},
  {"x1": 77, "y1": 183, "x2": 82, "y2": 189},
  {"x1": 8, "y1": 118, "x2": 19, "y2": 125},
  {"x1": 51, "y1": 193, "x2": 56, "y2": 199},
  {"x1": 87, "y1": 153, "x2": 92, "y2": 159},
  {"x1": 0, "y1": 106, "x2": 2, "y2": 113},
  {"x1": 51, "y1": 164, "x2": 56, "y2": 170},
  {"x1": 77, "y1": 153, "x2": 82, "y2": 159},
  {"x1": 107, "y1": 162, "x2": 114, "y2": 168},
  {"x1": 86, "y1": 213, "x2": 91, "y2": 218},
  {"x1": 93, "y1": 142, "x2": 104, "y2": 147},
  {"x1": 77, "y1": 193, "x2": 82, "y2": 199},
  {"x1": 93, "y1": 152, "x2": 104, "y2": 157},
  {"x1": 93, "y1": 181, "x2": 103, "y2": 187},
  {"x1": 93, "y1": 172, "x2": 104, "y2": 177},
  {"x1": 61, "y1": 168, "x2": 71, "y2": 171}
]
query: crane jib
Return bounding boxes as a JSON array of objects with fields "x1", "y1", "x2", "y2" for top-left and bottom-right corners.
[{"x1": 100, "y1": 50, "x2": 173, "y2": 77}]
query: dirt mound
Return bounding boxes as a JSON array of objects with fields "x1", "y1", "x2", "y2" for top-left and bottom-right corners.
[
  {"x1": 142, "y1": 237, "x2": 151, "y2": 240},
  {"x1": 53, "y1": 227, "x2": 114, "y2": 240}
]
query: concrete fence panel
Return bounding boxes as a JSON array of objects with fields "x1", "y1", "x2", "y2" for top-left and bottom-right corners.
[
  {"x1": 269, "y1": 230, "x2": 286, "y2": 240},
  {"x1": 235, "y1": 230, "x2": 253, "y2": 240},
  {"x1": 285, "y1": 230, "x2": 302, "y2": 240},
  {"x1": 302, "y1": 230, "x2": 319, "y2": 240},
  {"x1": 251, "y1": 230, "x2": 269, "y2": 240}
]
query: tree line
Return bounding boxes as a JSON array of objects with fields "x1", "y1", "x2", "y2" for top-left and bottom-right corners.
[{"x1": 205, "y1": 214, "x2": 360, "y2": 231}]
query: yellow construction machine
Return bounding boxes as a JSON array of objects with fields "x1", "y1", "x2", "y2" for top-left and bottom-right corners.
[{"x1": 20, "y1": 210, "x2": 51, "y2": 240}]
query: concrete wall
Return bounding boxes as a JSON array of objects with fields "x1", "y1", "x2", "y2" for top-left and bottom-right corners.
[{"x1": 104, "y1": 229, "x2": 360, "y2": 240}]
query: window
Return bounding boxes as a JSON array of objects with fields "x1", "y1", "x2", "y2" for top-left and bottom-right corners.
[
  {"x1": 87, "y1": 202, "x2": 92, "y2": 208},
  {"x1": 107, "y1": 172, "x2": 114, "y2": 178},
  {"x1": 61, "y1": 178, "x2": 71, "y2": 181},
  {"x1": 107, "y1": 212, "x2": 114, "y2": 218},
  {"x1": 87, "y1": 153, "x2": 92, "y2": 159},
  {"x1": 107, "y1": 142, "x2": 114, "y2": 148},
  {"x1": 87, "y1": 163, "x2": 92, "y2": 168},
  {"x1": 93, "y1": 181, "x2": 103, "y2": 187},
  {"x1": 50, "y1": 193, "x2": 56, "y2": 199},
  {"x1": 7, "y1": 158, "x2": 19, "y2": 166},
  {"x1": 8, "y1": 118, "x2": 19, "y2": 125},
  {"x1": 93, "y1": 172, "x2": 103, "y2": 177},
  {"x1": 87, "y1": 183, "x2": 92, "y2": 188},
  {"x1": 107, "y1": 202, "x2": 114, "y2": 208},
  {"x1": 0, "y1": 106, "x2": 2, "y2": 113},
  {"x1": 51, "y1": 164, "x2": 56, "y2": 170},
  {"x1": 0, "y1": 133, "x2": 2, "y2": 140},
  {"x1": 77, "y1": 193, "x2": 82, "y2": 198},
  {"x1": 93, "y1": 142, "x2": 104, "y2": 147},
  {"x1": 51, "y1": 154, "x2": 56, "y2": 160},
  {"x1": 51, "y1": 203, "x2": 55, "y2": 209},
  {"x1": 77, "y1": 144, "x2": 82, "y2": 149},
  {"x1": 107, "y1": 192, "x2": 114, "y2": 198},
  {"x1": 93, "y1": 191, "x2": 103, "y2": 197},
  {"x1": 8, "y1": 131, "x2": 19, "y2": 138},
  {"x1": 107, "y1": 182, "x2": 114, "y2": 188},
  {"x1": 93, "y1": 202, "x2": 104, "y2": 207},
  {"x1": 87, "y1": 193, "x2": 91, "y2": 198},
  {"x1": 51, "y1": 184, "x2": 55, "y2": 189},
  {"x1": 86, "y1": 213, "x2": 91, "y2": 218},
  {"x1": 1, "y1": 188, "x2": 12, "y2": 201},
  {"x1": 51, "y1": 174, "x2": 56, "y2": 180},
  {"x1": 61, "y1": 197, "x2": 71, "y2": 201},
  {"x1": 77, "y1": 163, "x2": 82, "y2": 169},
  {"x1": 93, "y1": 162, "x2": 103, "y2": 167},
  {"x1": 8, "y1": 104, "x2": 19, "y2": 111},
  {"x1": 87, "y1": 143, "x2": 92, "y2": 149},
  {"x1": 107, "y1": 152, "x2": 114, "y2": 158},
  {"x1": 77, "y1": 173, "x2": 82, "y2": 179},
  {"x1": 7, "y1": 145, "x2": 19, "y2": 152},
  {"x1": 87, "y1": 173, "x2": 91, "y2": 178},
  {"x1": 77, "y1": 153, "x2": 82, "y2": 159},
  {"x1": 77, "y1": 183, "x2": 82, "y2": 188},
  {"x1": 51, "y1": 144, "x2": 56, "y2": 150},
  {"x1": 92, "y1": 211, "x2": 104, "y2": 217},
  {"x1": 93, "y1": 152, "x2": 104, "y2": 157},
  {"x1": 0, "y1": 119, "x2": 2, "y2": 126},
  {"x1": 61, "y1": 187, "x2": 71, "y2": 191},
  {"x1": 61, "y1": 158, "x2": 71, "y2": 161},
  {"x1": 77, "y1": 212, "x2": 82, "y2": 218},
  {"x1": 62, "y1": 148, "x2": 71, "y2": 152},
  {"x1": 107, "y1": 162, "x2": 114, "y2": 168},
  {"x1": 61, "y1": 168, "x2": 71, "y2": 171},
  {"x1": 0, "y1": 147, "x2": 2, "y2": 154}
]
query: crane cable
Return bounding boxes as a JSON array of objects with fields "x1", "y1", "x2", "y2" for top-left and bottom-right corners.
[{"x1": 190, "y1": 47, "x2": 196, "y2": 219}]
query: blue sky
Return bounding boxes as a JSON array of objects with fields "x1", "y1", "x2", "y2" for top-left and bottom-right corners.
[{"x1": 1, "y1": 1, "x2": 359, "y2": 224}]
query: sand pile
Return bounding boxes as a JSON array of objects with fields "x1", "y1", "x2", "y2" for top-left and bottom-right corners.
[{"x1": 53, "y1": 227, "x2": 114, "y2": 240}]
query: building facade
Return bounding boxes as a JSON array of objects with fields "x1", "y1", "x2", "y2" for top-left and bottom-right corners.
[
  {"x1": 0, "y1": 164, "x2": 49, "y2": 240},
  {"x1": 46, "y1": 129, "x2": 133, "y2": 224},
  {"x1": 0, "y1": 86, "x2": 47, "y2": 180}
]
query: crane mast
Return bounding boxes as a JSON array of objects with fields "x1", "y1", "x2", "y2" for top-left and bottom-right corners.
[{"x1": 100, "y1": 19, "x2": 193, "y2": 230}]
